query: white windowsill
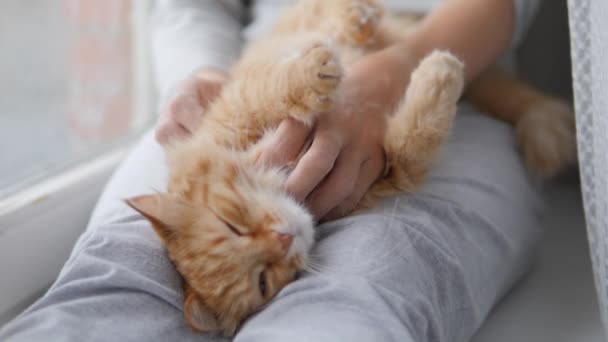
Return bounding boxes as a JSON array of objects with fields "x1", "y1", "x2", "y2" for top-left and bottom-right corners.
[{"x1": 0, "y1": 146, "x2": 131, "y2": 325}]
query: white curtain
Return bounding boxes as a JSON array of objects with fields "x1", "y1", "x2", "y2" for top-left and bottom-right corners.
[{"x1": 568, "y1": 0, "x2": 608, "y2": 336}]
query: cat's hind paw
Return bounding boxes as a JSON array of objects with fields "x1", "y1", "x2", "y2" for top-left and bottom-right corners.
[
  {"x1": 397, "y1": 50, "x2": 464, "y2": 147},
  {"x1": 516, "y1": 100, "x2": 577, "y2": 179},
  {"x1": 408, "y1": 51, "x2": 465, "y2": 110},
  {"x1": 384, "y1": 51, "x2": 464, "y2": 168}
]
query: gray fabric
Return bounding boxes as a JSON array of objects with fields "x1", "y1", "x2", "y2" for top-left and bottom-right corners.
[
  {"x1": 0, "y1": 105, "x2": 541, "y2": 342},
  {"x1": 568, "y1": 0, "x2": 608, "y2": 336}
]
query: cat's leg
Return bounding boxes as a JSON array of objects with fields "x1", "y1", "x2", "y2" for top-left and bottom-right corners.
[
  {"x1": 226, "y1": 35, "x2": 343, "y2": 127},
  {"x1": 381, "y1": 51, "x2": 464, "y2": 193},
  {"x1": 515, "y1": 101, "x2": 576, "y2": 179},
  {"x1": 465, "y1": 67, "x2": 576, "y2": 179},
  {"x1": 283, "y1": 40, "x2": 343, "y2": 123}
]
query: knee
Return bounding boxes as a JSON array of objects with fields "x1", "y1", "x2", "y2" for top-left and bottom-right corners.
[{"x1": 313, "y1": 212, "x2": 458, "y2": 281}]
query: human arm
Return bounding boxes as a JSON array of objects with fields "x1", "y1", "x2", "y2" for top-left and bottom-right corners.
[{"x1": 260, "y1": 0, "x2": 539, "y2": 220}]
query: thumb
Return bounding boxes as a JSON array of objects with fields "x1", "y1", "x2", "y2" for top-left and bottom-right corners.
[{"x1": 196, "y1": 80, "x2": 224, "y2": 107}]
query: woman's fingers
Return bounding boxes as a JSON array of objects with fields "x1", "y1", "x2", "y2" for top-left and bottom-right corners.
[
  {"x1": 303, "y1": 148, "x2": 362, "y2": 220},
  {"x1": 155, "y1": 68, "x2": 227, "y2": 146},
  {"x1": 257, "y1": 118, "x2": 313, "y2": 167},
  {"x1": 285, "y1": 131, "x2": 342, "y2": 203},
  {"x1": 195, "y1": 79, "x2": 223, "y2": 109},
  {"x1": 323, "y1": 154, "x2": 386, "y2": 221},
  {"x1": 169, "y1": 93, "x2": 205, "y2": 132},
  {"x1": 155, "y1": 114, "x2": 191, "y2": 144},
  {"x1": 156, "y1": 97, "x2": 201, "y2": 144}
]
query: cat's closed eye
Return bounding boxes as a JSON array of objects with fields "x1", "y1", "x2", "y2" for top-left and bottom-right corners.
[
  {"x1": 258, "y1": 270, "x2": 267, "y2": 297},
  {"x1": 223, "y1": 220, "x2": 243, "y2": 236}
]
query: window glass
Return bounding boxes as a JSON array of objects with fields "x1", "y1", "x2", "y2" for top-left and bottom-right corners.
[{"x1": 0, "y1": 0, "x2": 153, "y2": 199}]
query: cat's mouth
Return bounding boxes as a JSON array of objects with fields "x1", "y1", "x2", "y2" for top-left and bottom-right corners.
[
  {"x1": 285, "y1": 224, "x2": 314, "y2": 261},
  {"x1": 273, "y1": 194, "x2": 315, "y2": 260}
]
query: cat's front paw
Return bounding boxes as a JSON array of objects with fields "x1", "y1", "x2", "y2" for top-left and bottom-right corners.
[
  {"x1": 341, "y1": 0, "x2": 383, "y2": 45},
  {"x1": 305, "y1": 43, "x2": 342, "y2": 96},
  {"x1": 290, "y1": 42, "x2": 342, "y2": 124},
  {"x1": 516, "y1": 100, "x2": 577, "y2": 179}
]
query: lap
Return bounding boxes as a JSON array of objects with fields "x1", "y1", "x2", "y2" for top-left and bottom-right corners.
[
  {"x1": 238, "y1": 104, "x2": 541, "y2": 341},
  {"x1": 0, "y1": 105, "x2": 541, "y2": 342}
]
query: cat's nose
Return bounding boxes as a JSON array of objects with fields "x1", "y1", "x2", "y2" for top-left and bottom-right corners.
[{"x1": 277, "y1": 233, "x2": 293, "y2": 252}]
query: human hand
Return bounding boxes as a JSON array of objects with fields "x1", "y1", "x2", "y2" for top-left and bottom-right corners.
[
  {"x1": 155, "y1": 67, "x2": 227, "y2": 145},
  {"x1": 258, "y1": 47, "x2": 418, "y2": 221}
]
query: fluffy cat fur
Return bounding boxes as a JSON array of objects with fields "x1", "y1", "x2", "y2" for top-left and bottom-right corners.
[{"x1": 127, "y1": 0, "x2": 575, "y2": 335}]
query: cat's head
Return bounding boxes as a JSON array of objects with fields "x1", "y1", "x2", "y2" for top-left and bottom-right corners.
[{"x1": 126, "y1": 151, "x2": 314, "y2": 335}]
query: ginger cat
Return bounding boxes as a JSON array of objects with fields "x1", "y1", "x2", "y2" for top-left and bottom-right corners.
[{"x1": 127, "y1": 0, "x2": 575, "y2": 335}]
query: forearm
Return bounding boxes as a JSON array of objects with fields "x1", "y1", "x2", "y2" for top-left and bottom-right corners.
[
  {"x1": 367, "y1": 0, "x2": 515, "y2": 102},
  {"x1": 409, "y1": 0, "x2": 515, "y2": 83},
  {"x1": 348, "y1": 0, "x2": 517, "y2": 113}
]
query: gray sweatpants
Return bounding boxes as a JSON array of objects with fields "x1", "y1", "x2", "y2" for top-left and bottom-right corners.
[{"x1": 0, "y1": 104, "x2": 541, "y2": 342}]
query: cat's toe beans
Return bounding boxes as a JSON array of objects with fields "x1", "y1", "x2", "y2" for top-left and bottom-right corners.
[
  {"x1": 315, "y1": 58, "x2": 342, "y2": 93},
  {"x1": 303, "y1": 44, "x2": 342, "y2": 90},
  {"x1": 298, "y1": 43, "x2": 342, "y2": 111},
  {"x1": 344, "y1": 0, "x2": 382, "y2": 44}
]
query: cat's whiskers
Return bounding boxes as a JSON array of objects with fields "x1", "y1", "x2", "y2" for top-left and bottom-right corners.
[{"x1": 302, "y1": 260, "x2": 330, "y2": 275}]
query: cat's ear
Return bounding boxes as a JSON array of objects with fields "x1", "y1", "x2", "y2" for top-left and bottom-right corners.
[
  {"x1": 125, "y1": 193, "x2": 187, "y2": 243},
  {"x1": 184, "y1": 285, "x2": 221, "y2": 333}
]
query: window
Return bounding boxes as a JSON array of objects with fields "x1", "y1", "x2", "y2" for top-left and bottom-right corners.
[
  {"x1": 0, "y1": 0, "x2": 153, "y2": 199},
  {"x1": 0, "y1": 0, "x2": 154, "y2": 325}
]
